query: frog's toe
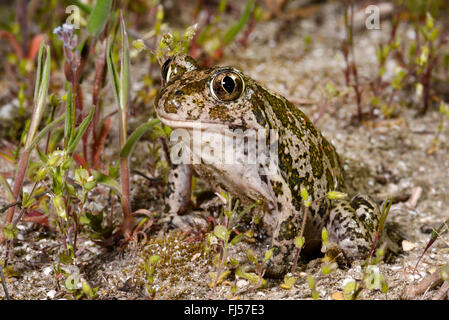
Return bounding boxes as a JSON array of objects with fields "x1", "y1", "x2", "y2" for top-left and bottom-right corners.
[
  {"x1": 161, "y1": 213, "x2": 207, "y2": 231},
  {"x1": 263, "y1": 245, "x2": 294, "y2": 278},
  {"x1": 264, "y1": 258, "x2": 289, "y2": 278}
]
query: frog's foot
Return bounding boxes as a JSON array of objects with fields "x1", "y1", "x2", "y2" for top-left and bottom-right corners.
[
  {"x1": 326, "y1": 194, "x2": 381, "y2": 261},
  {"x1": 263, "y1": 243, "x2": 296, "y2": 278},
  {"x1": 160, "y1": 212, "x2": 208, "y2": 233}
]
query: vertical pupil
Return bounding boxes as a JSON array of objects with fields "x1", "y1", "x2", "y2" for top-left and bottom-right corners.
[
  {"x1": 161, "y1": 58, "x2": 172, "y2": 81},
  {"x1": 222, "y1": 76, "x2": 235, "y2": 94}
]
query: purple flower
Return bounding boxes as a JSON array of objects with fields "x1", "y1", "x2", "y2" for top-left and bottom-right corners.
[{"x1": 53, "y1": 23, "x2": 78, "y2": 51}]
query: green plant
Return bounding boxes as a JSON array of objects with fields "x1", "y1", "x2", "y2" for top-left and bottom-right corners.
[
  {"x1": 142, "y1": 254, "x2": 161, "y2": 299},
  {"x1": 235, "y1": 247, "x2": 273, "y2": 291},
  {"x1": 53, "y1": 263, "x2": 98, "y2": 299},
  {"x1": 343, "y1": 198, "x2": 393, "y2": 300},
  {"x1": 192, "y1": 0, "x2": 259, "y2": 62},
  {"x1": 205, "y1": 192, "x2": 259, "y2": 299},
  {"x1": 1, "y1": 38, "x2": 51, "y2": 246},
  {"x1": 107, "y1": 12, "x2": 160, "y2": 239}
]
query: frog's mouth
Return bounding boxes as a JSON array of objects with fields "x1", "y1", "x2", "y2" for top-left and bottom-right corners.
[{"x1": 158, "y1": 116, "x2": 248, "y2": 133}]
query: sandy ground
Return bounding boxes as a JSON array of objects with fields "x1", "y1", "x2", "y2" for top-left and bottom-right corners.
[{"x1": 1, "y1": 2, "x2": 448, "y2": 300}]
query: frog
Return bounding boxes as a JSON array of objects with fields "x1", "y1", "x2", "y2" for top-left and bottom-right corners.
[{"x1": 154, "y1": 54, "x2": 387, "y2": 276}]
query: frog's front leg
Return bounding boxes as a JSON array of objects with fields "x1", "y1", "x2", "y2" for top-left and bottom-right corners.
[
  {"x1": 163, "y1": 163, "x2": 209, "y2": 230},
  {"x1": 164, "y1": 163, "x2": 193, "y2": 215},
  {"x1": 326, "y1": 194, "x2": 381, "y2": 261}
]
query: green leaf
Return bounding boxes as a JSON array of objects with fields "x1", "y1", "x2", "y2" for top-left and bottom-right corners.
[
  {"x1": 213, "y1": 225, "x2": 229, "y2": 242},
  {"x1": 283, "y1": 275, "x2": 297, "y2": 288},
  {"x1": 381, "y1": 280, "x2": 389, "y2": 293},
  {"x1": 327, "y1": 191, "x2": 347, "y2": 200},
  {"x1": 364, "y1": 272, "x2": 383, "y2": 290},
  {"x1": 120, "y1": 119, "x2": 160, "y2": 158},
  {"x1": 64, "y1": 87, "x2": 74, "y2": 146},
  {"x1": 107, "y1": 34, "x2": 120, "y2": 103},
  {"x1": 321, "y1": 227, "x2": 329, "y2": 246},
  {"x1": 53, "y1": 195, "x2": 66, "y2": 219},
  {"x1": 118, "y1": 14, "x2": 130, "y2": 146},
  {"x1": 67, "y1": 107, "x2": 95, "y2": 154},
  {"x1": 87, "y1": 0, "x2": 112, "y2": 37},
  {"x1": 71, "y1": 0, "x2": 92, "y2": 14},
  {"x1": 230, "y1": 233, "x2": 243, "y2": 246},
  {"x1": 22, "y1": 192, "x2": 36, "y2": 208},
  {"x1": 300, "y1": 187, "x2": 311, "y2": 207},
  {"x1": 294, "y1": 236, "x2": 305, "y2": 249},
  {"x1": 26, "y1": 114, "x2": 65, "y2": 152},
  {"x1": 33, "y1": 39, "x2": 45, "y2": 104},
  {"x1": 321, "y1": 262, "x2": 337, "y2": 275},
  {"x1": 344, "y1": 280, "x2": 358, "y2": 300},
  {"x1": 0, "y1": 174, "x2": 14, "y2": 201},
  {"x1": 223, "y1": 0, "x2": 255, "y2": 45},
  {"x1": 263, "y1": 248, "x2": 273, "y2": 263},
  {"x1": 2, "y1": 223, "x2": 17, "y2": 240},
  {"x1": 237, "y1": 270, "x2": 259, "y2": 285},
  {"x1": 65, "y1": 274, "x2": 77, "y2": 290},
  {"x1": 25, "y1": 40, "x2": 51, "y2": 149},
  {"x1": 149, "y1": 255, "x2": 161, "y2": 265},
  {"x1": 59, "y1": 252, "x2": 73, "y2": 265},
  {"x1": 92, "y1": 170, "x2": 122, "y2": 197},
  {"x1": 246, "y1": 248, "x2": 257, "y2": 264},
  {"x1": 440, "y1": 266, "x2": 449, "y2": 281},
  {"x1": 307, "y1": 275, "x2": 315, "y2": 289}
]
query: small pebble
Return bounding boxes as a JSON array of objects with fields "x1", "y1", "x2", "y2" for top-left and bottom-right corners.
[
  {"x1": 46, "y1": 290, "x2": 56, "y2": 299},
  {"x1": 402, "y1": 240, "x2": 417, "y2": 251}
]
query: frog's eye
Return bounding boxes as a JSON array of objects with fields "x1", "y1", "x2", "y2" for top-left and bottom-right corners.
[
  {"x1": 161, "y1": 58, "x2": 173, "y2": 83},
  {"x1": 210, "y1": 70, "x2": 245, "y2": 102}
]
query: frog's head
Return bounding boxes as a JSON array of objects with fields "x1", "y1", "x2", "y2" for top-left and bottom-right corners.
[{"x1": 155, "y1": 54, "x2": 265, "y2": 132}]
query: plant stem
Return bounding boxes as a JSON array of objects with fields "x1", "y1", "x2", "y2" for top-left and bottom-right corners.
[
  {"x1": 120, "y1": 157, "x2": 132, "y2": 237},
  {"x1": 0, "y1": 263, "x2": 10, "y2": 300},
  {"x1": 0, "y1": 150, "x2": 30, "y2": 244}
]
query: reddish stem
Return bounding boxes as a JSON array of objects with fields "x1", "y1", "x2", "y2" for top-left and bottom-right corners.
[{"x1": 0, "y1": 150, "x2": 30, "y2": 244}]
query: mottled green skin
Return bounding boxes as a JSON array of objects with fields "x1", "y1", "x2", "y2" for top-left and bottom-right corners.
[{"x1": 155, "y1": 55, "x2": 378, "y2": 276}]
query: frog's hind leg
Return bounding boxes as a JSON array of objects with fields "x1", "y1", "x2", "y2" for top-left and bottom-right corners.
[{"x1": 326, "y1": 194, "x2": 381, "y2": 261}]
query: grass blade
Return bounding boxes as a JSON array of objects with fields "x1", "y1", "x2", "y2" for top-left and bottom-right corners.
[
  {"x1": 223, "y1": 0, "x2": 254, "y2": 45},
  {"x1": 70, "y1": 0, "x2": 92, "y2": 14},
  {"x1": 26, "y1": 114, "x2": 65, "y2": 152},
  {"x1": 91, "y1": 170, "x2": 122, "y2": 197},
  {"x1": 120, "y1": 119, "x2": 160, "y2": 158},
  {"x1": 0, "y1": 174, "x2": 14, "y2": 201},
  {"x1": 106, "y1": 37, "x2": 120, "y2": 103},
  {"x1": 67, "y1": 107, "x2": 95, "y2": 154},
  {"x1": 25, "y1": 40, "x2": 51, "y2": 149},
  {"x1": 87, "y1": 0, "x2": 112, "y2": 37}
]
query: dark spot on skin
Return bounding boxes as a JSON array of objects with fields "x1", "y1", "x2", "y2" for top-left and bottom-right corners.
[
  {"x1": 174, "y1": 90, "x2": 184, "y2": 97},
  {"x1": 209, "y1": 105, "x2": 236, "y2": 122},
  {"x1": 317, "y1": 201, "x2": 328, "y2": 218},
  {"x1": 277, "y1": 217, "x2": 297, "y2": 241},
  {"x1": 351, "y1": 197, "x2": 375, "y2": 211},
  {"x1": 270, "y1": 180, "x2": 284, "y2": 196},
  {"x1": 277, "y1": 202, "x2": 283, "y2": 211},
  {"x1": 272, "y1": 245, "x2": 281, "y2": 257}
]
